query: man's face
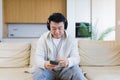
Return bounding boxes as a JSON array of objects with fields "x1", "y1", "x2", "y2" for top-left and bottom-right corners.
[{"x1": 50, "y1": 21, "x2": 65, "y2": 39}]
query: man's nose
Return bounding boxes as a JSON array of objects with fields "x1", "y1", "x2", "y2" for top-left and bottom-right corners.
[{"x1": 55, "y1": 29, "x2": 60, "y2": 33}]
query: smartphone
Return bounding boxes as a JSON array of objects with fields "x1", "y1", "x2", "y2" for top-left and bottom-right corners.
[{"x1": 50, "y1": 60, "x2": 59, "y2": 65}]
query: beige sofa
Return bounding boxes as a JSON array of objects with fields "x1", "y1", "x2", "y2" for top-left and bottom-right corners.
[
  {"x1": 0, "y1": 42, "x2": 33, "y2": 80},
  {"x1": 0, "y1": 40, "x2": 120, "y2": 80},
  {"x1": 78, "y1": 40, "x2": 120, "y2": 80}
]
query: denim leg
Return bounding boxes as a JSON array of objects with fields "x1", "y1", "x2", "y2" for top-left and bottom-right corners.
[
  {"x1": 33, "y1": 68, "x2": 55, "y2": 80},
  {"x1": 59, "y1": 65, "x2": 85, "y2": 80}
]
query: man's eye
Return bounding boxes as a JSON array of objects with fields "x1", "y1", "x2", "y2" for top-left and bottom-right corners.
[
  {"x1": 59, "y1": 27, "x2": 63, "y2": 30},
  {"x1": 52, "y1": 28, "x2": 56, "y2": 30}
]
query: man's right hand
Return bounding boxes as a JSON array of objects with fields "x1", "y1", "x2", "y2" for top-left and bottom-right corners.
[{"x1": 44, "y1": 61, "x2": 58, "y2": 70}]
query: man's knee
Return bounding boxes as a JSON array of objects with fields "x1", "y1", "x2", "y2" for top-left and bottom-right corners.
[
  {"x1": 60, "y1": 65, "x2": 85, "y2": 80},
  {"x1": 33, "y1": 69, "x2": 55, "y2": 80},
  {"x1": 33, "y1": 69, "x2": 44, "y2": 80}
]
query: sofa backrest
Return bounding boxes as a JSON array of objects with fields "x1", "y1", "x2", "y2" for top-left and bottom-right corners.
[
  {"x1": 78, "y1": 40, "x2": 120, "y2": 66},
  {"x1": 0, "y1": 42, "x2": 30, "y2": 68},
  {"x1": 2, "y1": 40, "x2": 119, "y2": 68}
]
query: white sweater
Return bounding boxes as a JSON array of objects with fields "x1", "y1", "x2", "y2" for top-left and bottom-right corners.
[{"x1": 34, "y1": 31, "x2": 80, "y2": 69}]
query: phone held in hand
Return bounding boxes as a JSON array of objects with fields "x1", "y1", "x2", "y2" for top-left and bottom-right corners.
[{"x1": 50, "y1": 60, "x2": 59, "y2": 65}]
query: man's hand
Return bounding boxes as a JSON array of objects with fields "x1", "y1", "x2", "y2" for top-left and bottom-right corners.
[
  {"x1": 57, "y1": 58, "x2": 69, "y2": 67},
  {"x1": 44, "y1": 61, "x2": 58, "y2": 70}
]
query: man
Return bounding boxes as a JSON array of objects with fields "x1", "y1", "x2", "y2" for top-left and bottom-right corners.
[{"x1": 33, "y1": 13, "x2": 85, "y2": 80}]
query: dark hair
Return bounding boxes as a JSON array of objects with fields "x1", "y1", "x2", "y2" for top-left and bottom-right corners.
[{"x1": 47, "y1": 13, "x2": 68, "y2": 30}]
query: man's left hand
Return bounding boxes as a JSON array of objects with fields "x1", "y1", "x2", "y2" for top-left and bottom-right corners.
[{"x1": 56, "y1": 58, "x2": 69, "y2": 67}]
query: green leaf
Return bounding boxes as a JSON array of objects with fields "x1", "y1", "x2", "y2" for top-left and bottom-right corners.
[{"x1": 98, "y1": 27, "x2": 115, "y2": 40}]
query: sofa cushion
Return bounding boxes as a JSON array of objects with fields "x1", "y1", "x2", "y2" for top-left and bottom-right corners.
[
  {"x1": 30, "y1": 41, "x2": 37, "y2": 67},
  {"x1": 0, "y1": 42, "x2": 30, "y2": 67},
  {"x1": 0, "y1": 68, "x2": 32, "y2": 80},
  {"x1": 81, "y1": 66, "x2": 120, "y2": 80},
  {"x1": 78, "y1": 40, "x2": 120, "y2": 66}
]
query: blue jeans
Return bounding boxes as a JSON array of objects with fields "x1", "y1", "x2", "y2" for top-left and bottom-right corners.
[{"x1": 33, "y1": 65, "x2": 85, "y2": 80}]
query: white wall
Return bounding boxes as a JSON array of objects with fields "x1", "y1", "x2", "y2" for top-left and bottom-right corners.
[
  {"x1": 0, "y1": 0, "x2": 2, "y2": 40},
  {"x1": 66, "y1": 0, "x2": 75, "y2": 38},
  {"x1": 67, "y1": 0, "x2": 91, "y2": 38},
  {"x1": 68, "y1": 0, "x2": 115, "y2": 40},
  {"x1": 92, "y1": 0, "x2": 115, "y2": 40},
  {"x1": 75, "y1": 0, "x2": 90, "y2": 23}
]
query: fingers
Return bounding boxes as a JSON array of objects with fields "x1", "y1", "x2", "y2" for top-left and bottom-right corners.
[
  {"x1": 44, "y1": 61, "x2": 57, "y2": 70},
  {"x1": 44, "y1": 58, "x2": 69, "y2": 70},
  {"x1": 59, "y1": 60, "x2": 66, "y2": 67},
  {"x1": 57, "y1": 58, "x2": 68, "y2": 67}
]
